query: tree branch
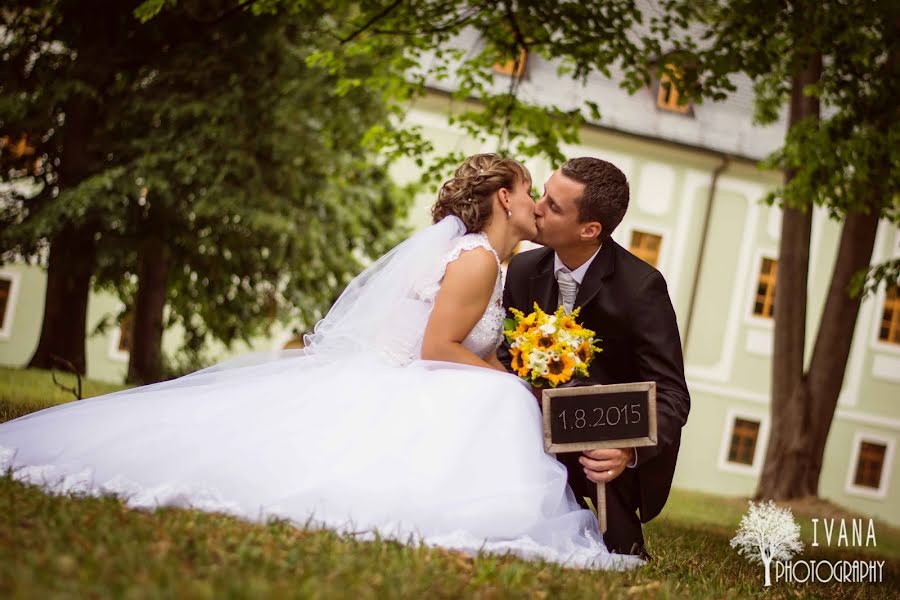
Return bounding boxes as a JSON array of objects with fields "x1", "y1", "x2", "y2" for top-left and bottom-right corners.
[
  {"x1": 340, "y1": 0, "x2": 404, "y2": 44},
  {"x1": 49, "y1": 353, "x2": 83, "y2": 401},
  {"x1": 183, "y1": 0, "x2": 260, "y2": 26}
]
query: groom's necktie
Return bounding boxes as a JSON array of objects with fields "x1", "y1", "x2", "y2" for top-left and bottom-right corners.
[{"x1": 556, "y1": 270, "x2": 578, "y2": 313}]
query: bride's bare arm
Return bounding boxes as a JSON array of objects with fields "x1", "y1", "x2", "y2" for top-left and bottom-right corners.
[{"x1": 421, "y1": 248, "x2": 500, "y2": 369}]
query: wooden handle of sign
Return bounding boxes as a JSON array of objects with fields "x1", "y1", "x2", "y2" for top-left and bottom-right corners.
[{"x1": 597, "y1": 481, "x2": 607, "y2": 533}]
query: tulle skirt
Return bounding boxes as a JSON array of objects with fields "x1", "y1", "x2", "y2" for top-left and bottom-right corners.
[{"x1": 0, "y1": 351, "x2": 640, "y2": 570}]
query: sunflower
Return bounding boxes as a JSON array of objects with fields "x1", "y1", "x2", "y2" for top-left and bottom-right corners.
[
  {"x1": 575, "y1": 339, "x2": 593, "y2": 364},
  {"x1": 537, "y1": 334, "x2": 554, "y2": 349},
  {"x1": 558, "y1": 314, "x2": 580, "y2": 332},
  {"x1": 510, "y1": 347, "x2": 528, "y2": 376},
  {"x1": 544, "y1": 352, "x2": 576, "y2": 387},
  {"x1": 515, "y1": 317, "x2": 535, "y2": 336},
  {"x1": 503, "y1": 303, "x2": 601, "y2": 387}
]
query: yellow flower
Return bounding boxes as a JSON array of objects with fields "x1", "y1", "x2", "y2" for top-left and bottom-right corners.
[
  {"x1": 537, "y1": 334, "x2": 554, "y2": 349},
  {"x1": 545, "y1": 352, "x2": 576, "y2": 386},
  {"x1": 510, "y1": 347, "x2": 529, "y2": 376},
  {"x1": 575, "y1": 339, "x2": 593, "y2": 364},
  {"x1": 558, "y1": 315, "x2": 579, "y2": 331},
  {"x1": 505, "y1": 303, "x2": 601, "y2": 387},
  {"x1": 515, "y1": 317, "x2": 536, "y2": 336}
]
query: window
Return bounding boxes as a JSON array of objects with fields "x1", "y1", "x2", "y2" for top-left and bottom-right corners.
[
  {"x1": 656, "y1": 64, "x2": 691, "y2": 114},
  {"x1": 727, "y1": 418, "x2": 761, "y2": 465},
  {"x1": 0, "y1": 278, "x2": 10, "y2": 330},
  {"x1": 118, "y1": 313, "x2": 133, "y2": 353},
  {"x1": 493, "y1": 48, "x2": 528, "y2": 78},
  {"x1": 753, "y1": 257, "x2": 777, "y2": 318},
  {"x1": 629, "y1": 231, "x2": 662, "y2": 267},
  {"x1": 879, "y1": 285, "x2": 900, "y2": 344},
  {"x1": 853, "y1": 441, "x2": 887, "y2": 489}
]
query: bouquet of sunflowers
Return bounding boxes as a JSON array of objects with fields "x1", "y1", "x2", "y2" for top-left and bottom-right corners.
[{"x1": 503, "y1": 302, "x2": 602, "y2": 387}]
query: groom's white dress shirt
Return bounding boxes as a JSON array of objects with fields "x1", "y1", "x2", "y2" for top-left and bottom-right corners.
[{"x1": 553, "y1": 244, "x2": 637, "y2": 469}]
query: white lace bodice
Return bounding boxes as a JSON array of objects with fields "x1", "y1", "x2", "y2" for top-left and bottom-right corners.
[{"x1": 416, "y1": 232, "x2": 505, "y2": 360}]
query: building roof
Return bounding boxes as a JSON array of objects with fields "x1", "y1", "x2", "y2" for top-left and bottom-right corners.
[{"x1": 418, "y1": 26, "x2": 789, "y2": 162}]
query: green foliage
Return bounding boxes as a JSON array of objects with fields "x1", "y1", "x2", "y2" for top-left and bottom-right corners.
[
  {"x1": 133, "y1": 1, "x2": 897, "y2": 234},
  {"x1": 162, "y1": 1, "x2": 681, "y2": 183},
  {"x1": 1, "y1": 3, "x2": 415, "y2": 358},
  {"x1": 852, "y1": 258, "x2": 900, "y2": 299},
  {"x1": 654, "y1": 0, "x2": 899, "y2": 294},
  {"x1": 139, "y1": 1, "x2": 900, "y2": 304}
]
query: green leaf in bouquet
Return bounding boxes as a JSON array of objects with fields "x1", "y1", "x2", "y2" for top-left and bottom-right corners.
[{"x1": 503, "y1": 317, "x2": 516, "y2": 332}]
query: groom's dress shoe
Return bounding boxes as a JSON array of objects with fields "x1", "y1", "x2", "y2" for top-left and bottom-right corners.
[
  {"x1": 630, "y1": 542, "x2": 653, "y2": 561},
  {"x1": 612, "y1": 542, "x2": 652, "y2": 561}
]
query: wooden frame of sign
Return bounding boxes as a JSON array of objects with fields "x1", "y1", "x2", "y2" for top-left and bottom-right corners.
[{"x1": 541, "y1": 381, "x2": 657, "y2": 533}]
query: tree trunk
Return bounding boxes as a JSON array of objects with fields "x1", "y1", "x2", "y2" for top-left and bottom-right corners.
[
  {"x1": 27, "y1": 225, "x2": 97, "y2": 375},
  {"x1": 756, "y1": 51, "x2": 822, "y2": 500},
  {"x1": 804, "y1": 207, "x2": 881, "y2": 492},
  {"x1": 27, "y1": 4, "x2": 109, "y2": 375},
  {"x1": 126, "y1": 235, "x2": 173, "y2": 385}
]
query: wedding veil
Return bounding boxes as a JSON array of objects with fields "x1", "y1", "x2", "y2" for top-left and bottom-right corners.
[
  {"x1": 191, "y1": 215, "x2": 469, "y2": 375},
  {"x1": 301, "y1": 215, "x2": 467, "y2": 363}
]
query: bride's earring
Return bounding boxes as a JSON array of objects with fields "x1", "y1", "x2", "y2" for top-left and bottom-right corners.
[{"x1": 506, "y1": 209, "x2": 512, "y2": 218}]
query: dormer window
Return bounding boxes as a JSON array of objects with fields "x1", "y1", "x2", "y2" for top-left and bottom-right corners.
[
  {"x1": 656, "y1": 64, "x2": 692, "y2": 115},
  {"x1": 493, "y1": 48, "x2": 528, "y2": 79}
]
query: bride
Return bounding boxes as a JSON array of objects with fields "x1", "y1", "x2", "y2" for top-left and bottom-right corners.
[{"x1": 0, "y1": 154, "x2": 641, "y2": 570}]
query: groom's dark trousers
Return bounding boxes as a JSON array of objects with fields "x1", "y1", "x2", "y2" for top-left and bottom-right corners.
[{"x1": 499, "y1": 240, "x2": 690, "y2": 557}]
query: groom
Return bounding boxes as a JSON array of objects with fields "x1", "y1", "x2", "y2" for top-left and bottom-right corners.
[{"x1": 499, "y1": 157, "x2": 690, "y2": 559}]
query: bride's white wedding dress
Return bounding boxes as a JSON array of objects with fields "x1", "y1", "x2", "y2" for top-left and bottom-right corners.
[{"x1": 0, "y1": 217, "x2": 640, "y2": 570}]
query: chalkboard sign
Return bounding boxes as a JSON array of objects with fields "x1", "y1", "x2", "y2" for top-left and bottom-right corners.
[
  {"x1": 542, "y1": 382, "x2": 657, "y2": 454},
  {"x1": 541, "y1": 382, "x2": 657, "y2": 533}
]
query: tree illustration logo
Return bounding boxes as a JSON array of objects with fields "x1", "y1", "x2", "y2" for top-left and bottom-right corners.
[{"x1": 731, "y1": 500, "x2": 804, "y2": 587}]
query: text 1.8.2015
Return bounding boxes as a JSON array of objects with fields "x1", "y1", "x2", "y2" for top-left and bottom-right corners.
[{"x1": 556, "y1": 404, "x2": 642, "y2": 430}]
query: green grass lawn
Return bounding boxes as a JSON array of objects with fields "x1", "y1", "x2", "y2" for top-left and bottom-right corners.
[
  {"x1": 0, "y1": 365, "x2": 129, "y2": 422},
  {"x1": 1, "y1": 367, "x2": 897, "y2": 598}
]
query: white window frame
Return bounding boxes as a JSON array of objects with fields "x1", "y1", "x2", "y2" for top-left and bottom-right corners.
[
  {"x1": 717, "y1": 408, "x2": 769, "y2": 476},
  {"x1": 743, "y1": 249, "x2": 778, "y2": 329},
  {"x1": 845, "y1": 430, "x2": 895, "y2": 500},
  {"x1": 0, "y1": 269, "x2": 22, "y2": 340}
]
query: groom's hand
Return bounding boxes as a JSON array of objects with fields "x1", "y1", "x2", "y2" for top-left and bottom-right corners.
[{"x1": 579, "y1": 448, "x2": 635, "y2": 483}]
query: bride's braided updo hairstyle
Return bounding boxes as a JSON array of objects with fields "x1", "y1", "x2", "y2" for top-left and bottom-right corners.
[{"x1": 431, "y1": 153, "x2": 531, "y2": 233}]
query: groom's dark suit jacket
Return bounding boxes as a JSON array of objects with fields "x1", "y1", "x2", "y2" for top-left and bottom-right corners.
[{"x1": 498, "y1": 240, "x2": 690, "y2": 555}]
